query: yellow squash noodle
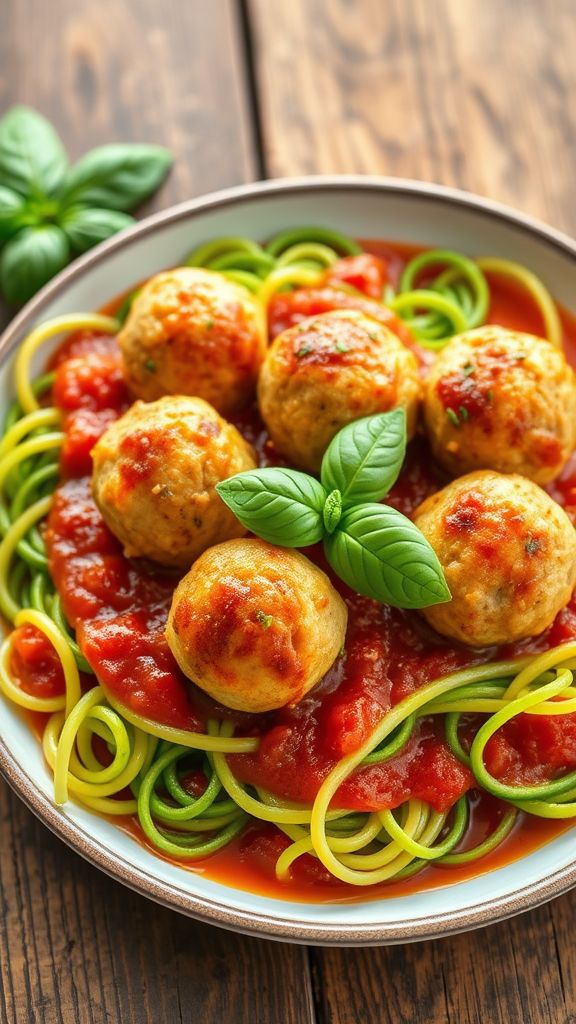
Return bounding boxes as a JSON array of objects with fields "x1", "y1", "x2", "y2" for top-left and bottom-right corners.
[
  {"x1": 476, "y1": 257, "x2": 563, "y2": 348},
  {"x1": 15, "y1": 313, "x2": 119, "y2": 414}
]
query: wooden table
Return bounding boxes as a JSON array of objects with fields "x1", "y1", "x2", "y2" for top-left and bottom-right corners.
[{"x1": 1, "y1": 1, "x2": 576, "y2": 1021}]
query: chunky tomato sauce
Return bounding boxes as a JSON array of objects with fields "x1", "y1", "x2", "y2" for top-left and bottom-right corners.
[{"x1": 9, "y1": 241, "x2": 576, "y2": 899}]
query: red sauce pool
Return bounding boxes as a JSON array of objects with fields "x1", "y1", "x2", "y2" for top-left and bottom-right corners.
[{"x1": 10, "y1": 240, "x2": 576, "y2": 902}]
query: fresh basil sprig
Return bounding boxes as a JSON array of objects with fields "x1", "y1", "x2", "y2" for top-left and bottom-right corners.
[
  {"x1": 0, "y1": 107, "x2": 172, "y2": 304},
  {"x1": 217, "y1": 410, "x2": 451, "y2": 610}
]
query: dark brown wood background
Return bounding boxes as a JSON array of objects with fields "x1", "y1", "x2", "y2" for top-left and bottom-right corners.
[{"x1": 1, "y1": 1, "x2": 576, "y2": 1021}]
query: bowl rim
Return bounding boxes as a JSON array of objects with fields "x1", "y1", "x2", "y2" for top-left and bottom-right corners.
[{"x1": 2, "y1": 173, "x2": 576, "y2": 945}]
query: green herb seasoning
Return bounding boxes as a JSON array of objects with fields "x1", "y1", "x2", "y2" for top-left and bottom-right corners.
[
  {"x1": 446, "y1": 408, "x2": 460, "y2": 427},
  {"x1": 255, "y1": 610, "x2": 273, "y2": 629},
  {"x1": 525, "y1": 537, "x2": 541, "y2": 556}
]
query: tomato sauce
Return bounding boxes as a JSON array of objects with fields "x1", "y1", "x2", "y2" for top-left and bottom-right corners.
[
  {"x1": 9, "y1": 240, "x2": 576, "y2": 901},
  {"x1": 115, "y1": 790, "x2": 573, "y2": 904}
]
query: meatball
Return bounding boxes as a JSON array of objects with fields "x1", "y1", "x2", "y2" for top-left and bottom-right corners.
[
  {"x1": 413, "y1": 471, "x2": 576, "y2": 646},
  {"x1": 118, "y1": 267, "x2": 266, "y2": 415},
  {"x1": 166, "y1": 538, "x2": 348, "y2": 712},
  {"x1": 92, "y1": 396, "x2": 256, "y2": 568},
  {"x1": 257, "y1": 309, "x2": 421, "y2": 472},
  {"x1": 423, "y1": 327, "x2": 576, "y2": 483}
]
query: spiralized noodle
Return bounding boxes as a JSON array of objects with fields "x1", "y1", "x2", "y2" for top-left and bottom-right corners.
[{"x1": 0, "y1": 230, "x2": 573, "y2": 890}]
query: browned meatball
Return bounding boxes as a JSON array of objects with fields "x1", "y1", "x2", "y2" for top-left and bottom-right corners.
[
  {"x1": 166, "y1": 539, "x2": 348, "y2": 712},
  {"x1": 423, "y1": 327, "x2": 576, "y2": 483},
  {"x1": 91, "y1": 396, "x2": 256, "y2": 568},
  {"x1": 119, "y1": 267, "x2": 266, "y2": 415},
  {"x1": 413, "y1": 471, "x2": 576, "y2": 646},
  {"x1": 257, "y1": 310, "x2": 421, "y2": 472}
]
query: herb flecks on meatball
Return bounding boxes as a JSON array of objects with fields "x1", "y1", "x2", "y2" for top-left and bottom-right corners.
[
  {"x1": 424, "y1": 326, "x2": 576, "y2": 483},
  {"x1": 413, "y1": 470, "x2": 576, "y2": 647},
  {"x1": 166, "y1": 538, "x2": 348, "y2": 712},
  {"x1": 91, "y1": 396, "x2": 256, "y2": 568},
  {"x1": 258, "y1": 309, "x2": 421, "y2": 472},
  {"x1": 119, "y1": 267, "x2": 266, "y2": 415}
]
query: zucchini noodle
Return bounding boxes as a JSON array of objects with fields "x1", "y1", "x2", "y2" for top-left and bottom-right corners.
[
  {"x1": 185, "y1": 226, "x2": 359, "y2": 304},
  {"x1": 384, "y1": 248, "x2": 562, "y2": 351},
  {"x1": 0, "y1": 240, "x2": 575, "y2": 892},
  {"x1": 389, "y1": 249, "x2": 490, "y2": 348},
  {"x1": 183, "y1": 233, "x2": 561, "y2": 355},
  {"x1": 15, "y1": 313, "x2": 119, "y2": 413},
  {"x1": 476, "y1": 257, "x2": 562, "y2": 348}
]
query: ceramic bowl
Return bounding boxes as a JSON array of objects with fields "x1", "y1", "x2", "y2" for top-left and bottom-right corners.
[{"x1": 1, "y1": 176, "x2": 576, "y2": 945}]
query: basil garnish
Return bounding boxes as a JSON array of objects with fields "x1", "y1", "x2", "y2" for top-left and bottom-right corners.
[
  {"x1": 321, "y1": 407, "x2": 406, "y2": 505},
  {"x1": 216, "y1": 468, "x2": 326, "y2": 547},
  {"x1": 0, "y1": 107, "x2": 172, "y2": 304},
  {"x1": 216, "y1": 410, "x2": 450, "y2": 610},
  {"x1": 324, "y1": 504, "x2": 450, "y2": 608},
  {"x1": 0, "y1": 186, "x2": 30, "y2": 244},
  {"x1": 59, "y1": 144, "x2": 172, "y2": 212},
  {"x1": 0, "y1": 106, "x2": 68, "y2": 199},
  {"x1": 59, "y1": 207, "x2": 134, "y2": 255},
  {"x1": 0, "y1": 225, "x2": 70, "y2": 305}
]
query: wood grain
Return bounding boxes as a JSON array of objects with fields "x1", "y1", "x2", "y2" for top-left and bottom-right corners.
[
  {"x1": 248, "y1": 0, "x2": 576, "y2": 232},
  {"x1": 0, "y1": 0, "x2": 257, "y2": 201},
  {"x1": 311, "y1": 898, "x2": 576, "y2": 1024}
]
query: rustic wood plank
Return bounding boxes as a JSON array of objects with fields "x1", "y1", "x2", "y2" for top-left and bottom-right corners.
[
  {"x1": 0, "y1": 3, "x2": 315, "y2": 1023},
  {"x1": 249, "y1": 2, "x2": 576, "y2": 1022},
  {"x1": 248, "y1": 0, "x2": 576, "y2": 231},
  {"x1": 311, "y1": 899, "x2": 573, "y2": 1024}
]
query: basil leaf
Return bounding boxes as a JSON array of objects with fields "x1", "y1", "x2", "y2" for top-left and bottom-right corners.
[
  {"x1": 0, "y1": 106, "x2": 68, "y2": 198},
  {"x1": 324, "y1": 503, "x2": 451, "y2": 609},
  {"x1": 0, "y1": 225, "x2": 69, "y2": 304},
  {"x1": 62, "y1": 206, "x2": 135, "y2": 254},
  {"x1": 321, "y1": 409, "x2": 407, "y2": 508},
  {"x1": 60, "y1": 144, "x2": 172, "y2": 212},
  {"x1": 0, "y1": 186, "x2": 33, "y2": 243},
  {"x1": 216, "y1": 469, "x2": 326, "y2": 547}
]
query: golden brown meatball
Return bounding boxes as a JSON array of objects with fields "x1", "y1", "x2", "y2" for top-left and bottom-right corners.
[
  {"x1": 423, "y1": 327, "x2": 576, "y2": 484},
  {"x1": 413, "y1": 471, "x2": 576, "y2": 646},
  {"x1": 166, "y1": 538, "x2": 348, "y2": 712},
  {"x1": 257, "y1": 309, "x2": 421, "y2": 472},
  {"x1": 91, "y1": 396, "x2": 256, "y2": 568},
  {"x1": 119, "y1": 267, "x2": 266, "y2": 415}
]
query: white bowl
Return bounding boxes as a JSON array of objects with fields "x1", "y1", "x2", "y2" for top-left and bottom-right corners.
[{"x1": 1, "y1": 176, "x2": 576, "y2": 945}]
